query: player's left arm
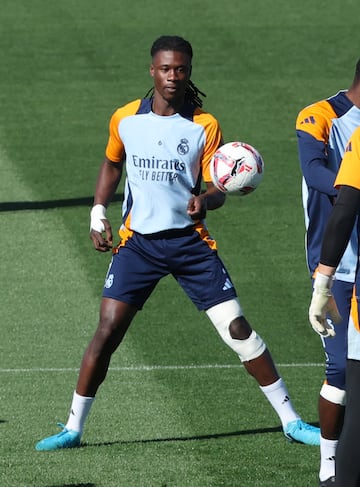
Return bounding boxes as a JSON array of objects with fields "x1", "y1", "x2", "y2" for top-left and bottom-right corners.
[
  {"x1": 187, "y1": 182, "x2": 225, "y2": 220},
  {"x1": 188, "y1": 111, "x2": 224, "y2": 219}
]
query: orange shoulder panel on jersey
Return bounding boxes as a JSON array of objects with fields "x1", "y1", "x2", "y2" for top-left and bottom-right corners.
[
  {"x1": 193, "y1": 108, "x2": 223, "y2": 182},
  {"x1": 335, "y1": 126, "x2": 360, "y2": 190},
  {"x1": 105, "y1": 99, "x2": 142, "y2": 163},
  {"x1": 296, "y1": 100, "x2": 337, "y2": 142}
]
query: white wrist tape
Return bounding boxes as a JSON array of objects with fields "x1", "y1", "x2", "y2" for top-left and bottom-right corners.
[{"x1": 90, "y1": 204, "x2": 107, "y2": 232}]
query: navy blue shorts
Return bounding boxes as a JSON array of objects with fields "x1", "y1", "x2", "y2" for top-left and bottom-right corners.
[
  {"x1": 102, "y1": 228, "x2": 237, "y2": 311},
  {"x1": 322, "y1": 279, "x2": 353, "y2": 389}
]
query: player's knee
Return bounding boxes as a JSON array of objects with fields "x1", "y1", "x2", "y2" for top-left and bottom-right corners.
[
  {"x1": 320, "y1": 383, "x2": 346, "y2": 406},
  {"x1": 229, "y1": 316, "x2": 252, "y2": 339},
  {"x1": 233, "y1": 329, "x2": 266, "y2": 362},
  {"x1": 206, "y1": 299, "x2": 266, "y2": 362}
]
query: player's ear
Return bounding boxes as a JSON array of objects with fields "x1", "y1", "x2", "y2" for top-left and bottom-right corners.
[{"x1": 150, "y1": 63, "x2": 154, "y2": 77}]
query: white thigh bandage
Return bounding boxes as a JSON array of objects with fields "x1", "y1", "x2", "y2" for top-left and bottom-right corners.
[
  {"x1": 206, "y1": 298, "x2": 266, "y2": 362},
  {"x1": 320, "y1": 383, "x2": 346, "y2": 406}
]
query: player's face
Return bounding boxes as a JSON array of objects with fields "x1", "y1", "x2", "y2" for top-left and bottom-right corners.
[{"x1": 150, "y1": 50, "x2": 192, "y2": 106}]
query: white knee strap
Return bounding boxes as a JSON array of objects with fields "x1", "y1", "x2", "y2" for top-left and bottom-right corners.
[
  {"x1": 206, "y1": 298, "x2": 266, "y2": 362},
  {"x1": 320, "y1": 383, "x2": 346, "y2": 406}
]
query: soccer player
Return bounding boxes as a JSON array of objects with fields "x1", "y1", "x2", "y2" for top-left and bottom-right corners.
[
  {"x1": 296, "y1": 60, "x2": 360, "y2": 486},
  {"x1": 35, "y1": 35, "x2": 319, "y2": 451},
  {"x1": 309, "y1": 127, "x2": 360, "y2": 487}
]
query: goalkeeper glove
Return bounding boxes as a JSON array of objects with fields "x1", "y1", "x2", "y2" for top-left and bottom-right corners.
[{"x1": 308, "y1": 272, "x2": 342, "y2": 338}]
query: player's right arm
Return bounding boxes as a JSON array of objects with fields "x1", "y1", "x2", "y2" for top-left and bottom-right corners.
[
  {"x1": 90, "y1": 157, "x2": 123, "y2": 252},
  {"x1": 90, "y1": 104, "x2": 132, "y2": 251}
]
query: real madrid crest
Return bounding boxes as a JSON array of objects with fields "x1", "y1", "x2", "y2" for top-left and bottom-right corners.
[{"x1": 177, "y1": 138, "x2": 189, "y2": 155}]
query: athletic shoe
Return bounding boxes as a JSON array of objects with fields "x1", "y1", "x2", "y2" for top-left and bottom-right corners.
[
  {"x1": 35, "y1": 423, "x2": 81, "y2": 451},
  {"x1": 283, "y1": 419, "x2": 320, "y2": 446},
  {"x1": 319, "y1": 476, "x2": 335, "y2": 486}
]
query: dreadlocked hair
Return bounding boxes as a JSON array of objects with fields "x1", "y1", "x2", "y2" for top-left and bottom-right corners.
[
  {"x1": 144, "y1": 35, "x2": 207, "y2": 108},
  {"x1": 186, "y1": 80, "x2": 206, "y2": 108},
  {"x1": 355, "y1": 58, "x2": 360, "y2": 82},
  {"x1": 144, "y1": 80, "x2": 206, "y2": 108}
]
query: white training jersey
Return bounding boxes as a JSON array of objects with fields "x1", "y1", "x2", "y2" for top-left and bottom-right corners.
[{"x1": 105, "y1": 98, "x2": 222, "y2": 235}]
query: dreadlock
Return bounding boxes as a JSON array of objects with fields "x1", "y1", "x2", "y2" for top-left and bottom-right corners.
[
  {"x1": 354, "y1": 58, "x2": 360, "y2": 83},
  {"x1": 144, "y1": 35, "x2": 207, "y2": 108}
]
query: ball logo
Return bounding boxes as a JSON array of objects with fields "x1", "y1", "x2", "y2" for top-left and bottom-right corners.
[
  {"x1": 238, "y1": 163, "x2": 253, "y2": 173},
  {"x1": 231, "y1": 157, "x2": 246, "y2": 176}
]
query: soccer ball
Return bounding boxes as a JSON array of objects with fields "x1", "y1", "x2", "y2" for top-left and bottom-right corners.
[{"x1": 210, "y1": 141, "x2": 264, "y2": 195}]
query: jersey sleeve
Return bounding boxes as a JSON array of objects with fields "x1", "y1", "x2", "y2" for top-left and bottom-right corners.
[
  {"x1": 296, "y1": 100, "x2": 336, "y2": 142},
  {"x1": 193, "y1": 109, "x2": 223, "y2": 183},
  {"x1": 296, "y1": 100, "x2": 338, "y2": 196},
  {"x1": 105, "y1": 99, "x2": 142, "y2": 163},
  {"x1": 335, "y1": 126, "x2": 360, "y2": 190}
]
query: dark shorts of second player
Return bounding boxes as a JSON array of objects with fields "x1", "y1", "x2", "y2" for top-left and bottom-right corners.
[
  {"x1": 322, "y1": 279, "x2": 354, "y2": 390},
  {"x1": 102, "y1": 227, "x2": 237, "y2": 311}
]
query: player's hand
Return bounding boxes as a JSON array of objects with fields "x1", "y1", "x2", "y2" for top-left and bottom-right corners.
[
  {"x1": 187, "y1": 195, "x2": 207, "y2": 220},
  {"x1": 90, "y1": 204, "x2": 113, "y2": 252},
  {"x1": 308, "y1": 273, "x2": 342, "y2": 337}
]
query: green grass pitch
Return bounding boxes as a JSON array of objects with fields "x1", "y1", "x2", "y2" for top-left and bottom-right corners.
[{"x1": 1, "y1": 0, "x2": 360, "y2": 485}]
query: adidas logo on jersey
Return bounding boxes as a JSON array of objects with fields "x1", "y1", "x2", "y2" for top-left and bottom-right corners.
[{"x1": 300, "y1": 116, "x2": 316, "y2": 125}]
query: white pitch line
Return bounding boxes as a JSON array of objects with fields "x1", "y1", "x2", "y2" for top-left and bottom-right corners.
[{"x1": 0, "y1": 363, "x2": 324, "y2": 373}]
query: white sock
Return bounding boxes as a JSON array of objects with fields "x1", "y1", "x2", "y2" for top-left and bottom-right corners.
[
  {"x1": 259, "y1": 378, "x2": 300, "y2": 428},
  {"x1": 319, "y1": 436, "x2": 337, "y2": 481},
  {"x1": 65, "y1": 391, "x2": 95, "y2": 434}
]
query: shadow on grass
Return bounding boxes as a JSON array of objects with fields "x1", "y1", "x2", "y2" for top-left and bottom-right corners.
[
  {"x1": 0, "y1": 194, "x2": 123, "y2": 212},
  {"x1": 84, "y1": 423, "x2": 320, "y2": 447}
]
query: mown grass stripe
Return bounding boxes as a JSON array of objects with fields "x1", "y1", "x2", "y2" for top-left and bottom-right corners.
[{"x1": 0, "y1": 362, "x2": 323, "y2": 373}]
